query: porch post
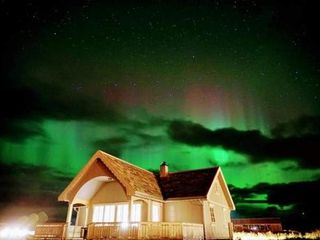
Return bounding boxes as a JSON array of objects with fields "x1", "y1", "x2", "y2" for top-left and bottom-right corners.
[
  {"x1": 66, "y1": 202, "x2": 73, "y2": 225},
  {"x1": 147, "y1": 199, "x2": 151, "y2": 221},
  {"x1": 128, "y1": 196, "x2": 133, "y2": 222}
]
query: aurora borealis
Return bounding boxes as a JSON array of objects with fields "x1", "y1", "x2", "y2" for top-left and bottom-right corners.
[{"x1": 1, "y1": 0, "x2": 320, "y2": 231}]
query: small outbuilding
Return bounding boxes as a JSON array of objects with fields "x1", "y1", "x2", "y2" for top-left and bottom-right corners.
[{"x1": 232, "y1": 218, "x2": 282, "y2": 233}]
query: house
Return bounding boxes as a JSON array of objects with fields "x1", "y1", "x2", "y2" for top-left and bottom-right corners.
[
  {"x1": 34, "y1": 150, "x2": 235, "y2": 240},
  {"x1": 232, "y1": 218, "x2": 282, "y2": 233}
]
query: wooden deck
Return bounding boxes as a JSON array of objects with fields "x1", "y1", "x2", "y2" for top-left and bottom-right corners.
[{"x1": 33, "y1": 222, "x2": 204, "y2": 240}]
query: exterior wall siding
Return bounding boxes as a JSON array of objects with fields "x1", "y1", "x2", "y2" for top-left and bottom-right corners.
[
  {"x1": 68, "y1": 160, "x2": 113, "y2": 202},
  {"x1": 91, "y1": 181, "x2": 128, "y2": 203},
  {"x1": 203, "y1": 201, "x2": 214, "y2": 239},
  {"x1": 164, "y1": 200, "x2": 203, "y2": 224},
  {"x1": 205, "y1": 176, "x2": 232, "y2": 239}
]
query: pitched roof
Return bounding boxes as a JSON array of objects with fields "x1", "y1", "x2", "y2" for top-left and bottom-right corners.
[
  {"x1": 157, "y1": 167, "x2": 219, "y2": 199},
  {"x1": 58, "y1": 150, "x2": 162, "y2": 201},
  {"x1": 59, "y1": 150, "x2": 234, "y2": 208},
  {"x1": 97, "y1": 151, "x2": 162, "y2": 198}
]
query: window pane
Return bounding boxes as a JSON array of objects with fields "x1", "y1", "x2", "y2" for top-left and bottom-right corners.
[
  {"x1": 116, "y1": 204, "x2": 129, "y2": 222},
  {"x1": 92, "y1": 205, "x2": 104, "y2": 222},
  {"x1": 152, "y1": 204, "x2": 160, "y2": 222},
  {"x1": 131, "y1": 203, "x2": 141, "y2": 222},
  {"x1": 103, "y1": 205, "x2": 115, "y2": 222},
  {"x1": 210, "y1": 207, "x2": 215, "y2": 222}
]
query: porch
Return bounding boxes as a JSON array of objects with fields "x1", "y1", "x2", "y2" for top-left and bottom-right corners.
[{"x1": 33, "y1": 222, "x2": 204, "y2": 240}]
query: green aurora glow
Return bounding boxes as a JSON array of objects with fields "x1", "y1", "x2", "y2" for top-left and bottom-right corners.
[{"x1": 1, "y1": 120, "x2": 319, "y2": 187}]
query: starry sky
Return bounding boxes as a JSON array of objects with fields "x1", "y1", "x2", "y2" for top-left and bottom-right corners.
[{"x1": 1, "y1": 0, "x2": 320, "y2": 231}]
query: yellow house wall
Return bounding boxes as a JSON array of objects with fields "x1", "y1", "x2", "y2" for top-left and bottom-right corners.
[
  {"x1": 207, "y1": 177, "x2": 229, "y2": 206},
  {"x1": 87, "y1": 181, "x2": 128, "y2": 223},
  {"x1": 68, "y1": 160, "x2": 114, "y2": 202},
  {"x1": 164, "y1": 200, "x2": 203, "y2": 224},
  {"x1": 204, "y1": 176, "x2": 232, "y2": 239},
  {"x1": 203, "y1": 201, "x2": 214, "y2": 239}
]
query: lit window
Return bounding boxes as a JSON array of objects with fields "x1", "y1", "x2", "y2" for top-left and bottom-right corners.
[
  {"x1": 117, "y1": 204, "x2": 129, "y2": 222},
  {"x1": 103, "y1": 205, "x2": 115, "y2": 222},
  {"x1": 210, "y1": 207, "x2": 215, "y2": 222},
  {"x1": 93, "y1": 205, "x2": 104, "y2": 222},
  {"x1": 152, "y1": 203, "x2": 160, "y2": 222},
  {"x1": 131, "y1": 203, "x2": 141, "y2": 222}
]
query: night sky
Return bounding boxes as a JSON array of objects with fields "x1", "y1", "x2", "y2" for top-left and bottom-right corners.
[{"x1": 1, "y1": 0, "x2": 320, "y2": 231}]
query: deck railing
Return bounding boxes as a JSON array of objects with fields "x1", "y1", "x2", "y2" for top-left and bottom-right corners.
[
  {"x1": 33, "y1": 222, "x2": 204, "y2": 239},
  {"x1": 87, "y1": 222, "x2": 204, "y2": 240},
  {"x1": 33, "y1": 223, "x2": 66, "y2": 239}
]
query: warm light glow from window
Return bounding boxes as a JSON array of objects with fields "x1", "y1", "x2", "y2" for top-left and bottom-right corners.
[
  {"x1": 131, "y1": 203, "x2": 141, "y2": 222},
  {"x1": 103, "y1": 205, "x2": 115, "y2": 222},
  {"x1": 152, "y1": 203, "x2": 160, "y2": 222},
  {"x1": 116, "y1": 204, "x2": 129, "y2": 222},
  {"x1": 93, "y1": 205, "x2": 104, "y2": 222},
  {"x1": 93, "y1": 203, "x2": 142, "y2": 223}
]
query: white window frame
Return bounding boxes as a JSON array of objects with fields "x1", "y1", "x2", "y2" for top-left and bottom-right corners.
[
  {"x1": 151, "y1": 202, "x2": 161, "y2": 222},
  {"x1": 92, "y1": 205, "x2": 104, "y2": 222},
  {"x1": 93, "y1": 202, "x2": 142, "y2": 223},
  {"x1": 210, "y1": 206, "x2": 215, "y2": 223},
  {"x1": 103, "y1": 205, "x2": 116, "y2": 222},
  {"x1": 116, "y1": 204, "x2": 129, "y2": 222},
  {"x1": 131, "y1": 203, "x2": 142, "y2": 222}
]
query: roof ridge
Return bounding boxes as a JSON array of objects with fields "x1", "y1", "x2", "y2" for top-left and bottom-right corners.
[
  {"x1": 98, "y1": 150, "x2": 154, "y2": 175},
  {"x1": 168, "y1": 166, "x2": 219, "y2": 174}
]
